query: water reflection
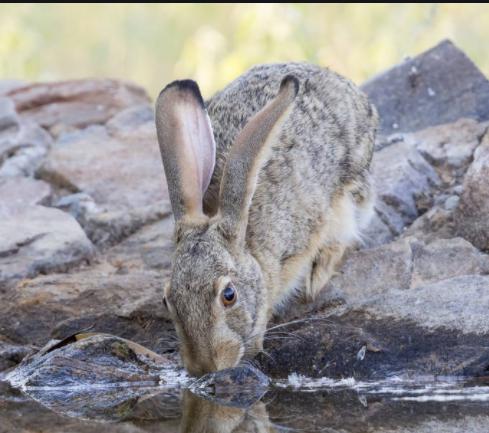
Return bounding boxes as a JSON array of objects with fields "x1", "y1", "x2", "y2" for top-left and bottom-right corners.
[
  {"x1": 181, "y1": 391, "x2": 275, "y2": 433},
  {"x1": 3, "y1": 377, "x2": 489, "y2": 433}
]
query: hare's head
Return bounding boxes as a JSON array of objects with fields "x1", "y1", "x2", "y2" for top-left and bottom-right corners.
[{"x1": 155, "y1": 76, "x2": 298, "y2": 376}]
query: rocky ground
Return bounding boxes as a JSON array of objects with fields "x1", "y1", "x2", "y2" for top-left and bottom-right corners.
[{"x1": 1, "y1": 39, "x2": 489, "y2": 385}]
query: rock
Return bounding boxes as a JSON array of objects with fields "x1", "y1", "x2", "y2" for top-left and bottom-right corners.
[
  {"x1": 0, "y1": 97, "x2": 19, "y2": 132},
  {"x1": 55, "y1": 192, "x2": 101, "y2": 220},
  {"x1": 362, "y1": 40, "x2": 489, "y2": 135},
  {"x1": 261, "y1": 310, "x2": 489, "y2": 379},
  {"x1": 331, "y1": 238, "x2": 414, "y2": 295},
  {"x1": 0, "y1": 80, "x2": 26, "y2": 96},
  {"x1": 106, "y1": 104, "x2": 155, "y2": 140},
  {"x1": 364, "y1": 118, "x2": 488, "y2": 247},
  {"x1": 0, "y1": 112, "x2": 52, "y2": 177},
  {"x1": 365, "y1": 137, "x2": 439, "y2": 244},
  {"x1": 409, "y1": 237, "x2": 489, "y2": 287},
  {"x1": 267, "y1": 235, "x2": 489, "y2": 379},
  {"x1": 367, "y1": 275, "x2": 489, "y2": 335},
  {"x1": 7, "y1": 79, "x2": 150, "y2": 129},
  {"x1": 0, "y1": 206, "x2": 94, "y2": 288},
  {"x1": 77, "y1": 203, "x2": 171, "y2": 247},
  {"x1": 0, "y1": 177, "x2": 52, "y2": 210},
  {"x1": 0, "y1": 218, "x2": 174, "y2": 352},
  {"x1": 455, "y1": 131, "x2": 489, "y2": 251},
  {"x1": 39, "y1": 124, "x2": 170, "y2": 245},
  {"x1": 7, "y1": 334, "x2": 181, "y2": 389},
  {"x1": 189, "y1": 366, "x2": 269, "y2": 407},
  {"x1": 324, "y1": 237, "x2": 489, "y2": 318},
  {"x1": 401, "y1": 206, "x2": 454, "y2": 243},
  {"x1": 54, "y1": 192, "x2": 171, "y2": 246},
  {"x1": 0, "y1": 144, "x2": 49, "y2": 177},
  {"x1": 444, "y1": 195, "x2": 460, "y2": 211},
  {"x1": 103, "y1": 216, "x2": 175, "y2": 272},
  {"x1": 0, "y1": 336, "x2": 33, "y2": 372},
  {"x1": 412, "y1": 118, "x2": 488, "y2": 173}
]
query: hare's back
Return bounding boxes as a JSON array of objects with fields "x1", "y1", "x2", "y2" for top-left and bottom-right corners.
[
  {"x1": 206, "y1": 62, "x2": 376, "y2": 204},
  {"x1": 205, "y1": 62, "x2": 377, "y2": 257}
]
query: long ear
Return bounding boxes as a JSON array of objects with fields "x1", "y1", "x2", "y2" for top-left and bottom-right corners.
[
  {"x1": 155, "y1": 80, "x2": 216, "y2": 223},
  {"x1": 218, "y1": 75, "x2": 299, "y2": 244}
]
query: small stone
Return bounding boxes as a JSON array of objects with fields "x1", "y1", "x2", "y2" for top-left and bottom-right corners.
[{"x1": 444, "y1": 195, "x2": 459, "y2": 211}]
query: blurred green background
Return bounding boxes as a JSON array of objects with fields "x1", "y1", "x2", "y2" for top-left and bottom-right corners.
[{"x1": 1, "y1": 4, "x2": 488, "y2": 98}]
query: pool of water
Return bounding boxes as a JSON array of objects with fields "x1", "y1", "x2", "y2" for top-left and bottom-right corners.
[{"x1": 1, "y1": 374, "x2": 489, "y2": 433}]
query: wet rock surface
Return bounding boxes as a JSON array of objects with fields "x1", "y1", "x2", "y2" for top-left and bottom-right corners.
[
  {"x1": 7, "y1": 333, "x2": 181, "y2": 389},
  {"x1": 1, "y1": 40, "x2": 489, "y2": 432}
]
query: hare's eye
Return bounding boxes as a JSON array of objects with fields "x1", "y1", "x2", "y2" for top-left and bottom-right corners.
[{"x1": 221, "y1": 285, "x2": 237, "y2": 307}]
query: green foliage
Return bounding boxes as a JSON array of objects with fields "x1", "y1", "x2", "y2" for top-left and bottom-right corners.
[{"x1": 1, "y1": 4, "x2": 488, "y2": 98}]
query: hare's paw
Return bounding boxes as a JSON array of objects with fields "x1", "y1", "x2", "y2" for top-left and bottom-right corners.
[{"x1": 303, "y1": 244, "x2": 345, "y2": 302}]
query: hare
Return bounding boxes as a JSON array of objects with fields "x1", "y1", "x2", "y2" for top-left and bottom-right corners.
[{"x1": 155, "y1": 63, "x2": 378, "y2": 376}]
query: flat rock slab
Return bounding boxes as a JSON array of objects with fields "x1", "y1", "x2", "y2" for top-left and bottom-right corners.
[
  {"x1": 362, "y1": 40, "x2": 489, "y2": 135},
  {"x1": 0, "y1": 205, "x2": 93, "y2": 288},
  {"x1": 7, "y1": 79, "x2": 150, "y2": 129}
]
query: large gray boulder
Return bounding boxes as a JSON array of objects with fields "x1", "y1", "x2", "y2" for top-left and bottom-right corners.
[{"x1": 362, "y1": 40, "x2": 489, "y2": 135}]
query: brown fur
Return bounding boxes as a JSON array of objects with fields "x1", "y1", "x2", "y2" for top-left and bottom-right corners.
[{"x1": 155, "y1": 63, "x2": 378, "y2": 376}]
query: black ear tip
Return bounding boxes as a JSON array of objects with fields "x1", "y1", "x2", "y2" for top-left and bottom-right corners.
[
  {"x1": 158, "y1": 79, "x2": 205, "y2": 108},
  {"x1": 280, "y1": 75, "x2": 300, "y2": 96}
]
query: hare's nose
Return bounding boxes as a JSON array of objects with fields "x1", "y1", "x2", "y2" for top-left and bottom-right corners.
[{"x1": 184, "y1": 352, "x2": 218, "y2": 376}]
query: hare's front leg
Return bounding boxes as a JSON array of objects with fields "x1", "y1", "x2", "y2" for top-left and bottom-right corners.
[{"x1": 303, "y1": 243, "x2": 345, "y2": 302}]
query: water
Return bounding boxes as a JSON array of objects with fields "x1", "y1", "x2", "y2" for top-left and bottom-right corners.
[{"x1": 1, "y1": 375, "x2": 489, "y2": 433}]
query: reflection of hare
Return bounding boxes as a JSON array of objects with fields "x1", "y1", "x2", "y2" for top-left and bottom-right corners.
[
  {"x1": 180, "y1": 391, "x2": 276, "y2": 433},
  {"x1": 156, "y1": 63, "x2": 378, "y2": 375}
]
